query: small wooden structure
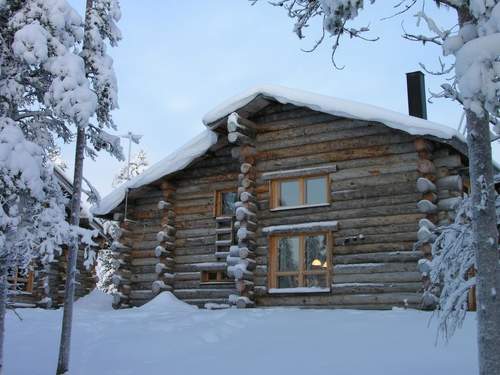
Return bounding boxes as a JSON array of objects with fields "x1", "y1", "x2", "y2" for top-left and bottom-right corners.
[
  {"x1": 9, "y1": 168, "x2": 107, "y2": 308},
  {"x1": 93, "y1": 86, "x2": 470, "y2": 309}
]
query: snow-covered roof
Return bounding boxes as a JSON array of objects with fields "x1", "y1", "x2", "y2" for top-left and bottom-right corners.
[
  {"x1": 203, "y1": 85, "x2": 466, "y2": 142},
  {"x1": 93, "y1": 85, "x2": 470, "y2": 217},
  {"x1": 91, "y1": 129, "x2": 218, "y2": 216}
]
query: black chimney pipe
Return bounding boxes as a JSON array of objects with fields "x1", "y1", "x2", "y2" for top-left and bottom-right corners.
[{"x1": 406, "y1": 71, "x2": 427, "y2": 119}]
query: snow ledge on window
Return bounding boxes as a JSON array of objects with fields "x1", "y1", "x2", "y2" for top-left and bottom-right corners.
[
  {"x1": 262, "y1": 220, "x2": 338, "y2": 234},
  {"x1": 268, "y1": 287, "x2": 331, "y2": 294}
]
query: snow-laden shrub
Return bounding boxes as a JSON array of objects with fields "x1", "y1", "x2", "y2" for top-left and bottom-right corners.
[{"x1": 429, "y1": 196, "x2": 476, "y2": 340}]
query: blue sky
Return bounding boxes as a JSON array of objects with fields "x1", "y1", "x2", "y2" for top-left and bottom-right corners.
[{"x1": 63, "y1": 1, "x2": 473, "y2": 195}]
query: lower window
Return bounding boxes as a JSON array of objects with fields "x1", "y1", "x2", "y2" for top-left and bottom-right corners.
[
  {"x1": 269, "y1": 233, "x2": 331, "y2": 289},
  {"x1": 201, "y1": 270, "x2": 231, "y2": 283}
]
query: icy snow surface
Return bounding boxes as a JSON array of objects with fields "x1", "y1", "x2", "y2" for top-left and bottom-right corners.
[
  {"x1": 5, "y1": 290, "x2": 478, "y2": 375},
  {"x1": 92, "y1": 129, "x2": 218, "y2": 215},
  {"x1": 203, "y1": 85, "x2": 465, "y2": 142}
]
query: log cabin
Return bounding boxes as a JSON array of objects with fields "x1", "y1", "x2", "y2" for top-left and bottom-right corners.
[
  {"x1": 93, "y1": 80, "x2": 473, "y2": 310},
  {"x1": 8, "y1": 167, "x2": 107, "y2": 308}
]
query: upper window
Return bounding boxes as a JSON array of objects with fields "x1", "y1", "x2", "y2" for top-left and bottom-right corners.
[
  {"x1": 271, "y1": 176, "x2": 328, "y2": 209},
  {"x1": 269, "y1": 233, "x2": 331, "y2": 290},
  {"x1": 214, "y1": 190, "x2": 237, "y2": 217}
]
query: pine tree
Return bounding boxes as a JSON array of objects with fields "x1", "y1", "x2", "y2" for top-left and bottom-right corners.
[
  {"x1": 0, "y1": 1, "x2": 99, "y2": 372},
  {"x1": 256, "y1": 1, "x2": 500, "y2": 373},
  {"x1": 96, "y1": 221, "x2": 121, "y2": 293},
  {"x1": 0, "y1": 0, "x2": 122, "y2": 373},
  {"x1": 112, "y1": 149, "x2": 149, "y2": 187},
  {"x1": 56, "y1": 1, "x2": 122, "y2": 373}
]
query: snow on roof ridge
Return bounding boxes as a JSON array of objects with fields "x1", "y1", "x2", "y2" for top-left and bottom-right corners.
[
  {"x1": 91, "y1": 129, "x2": 218, "y2": 216},
  {"x1": 93, "y1": 85, "x2": 468, "y2": 217},
  {"x1": 202, "y1": 84, "x2": 465, "y2": 142}
]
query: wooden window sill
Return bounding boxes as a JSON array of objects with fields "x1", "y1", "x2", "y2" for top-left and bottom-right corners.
[
  {"x1": 268, "y1": 287, "x2": 331, "y2": 294},
  {"x1": 270, "y1": 203, "x2": 330, "y2": 212},
  {"x1": 262, "y1": 164, "x2": 337, "y2": 180}
]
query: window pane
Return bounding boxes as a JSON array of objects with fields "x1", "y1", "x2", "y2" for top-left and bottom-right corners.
[
  {"x1": 306, "y1": 177, "x2": 327, "y2": 205},
  {"x1": 305, "y1": 274, "x2": 327, "y2": 288},
  {"x1": 221, "y1": 191, "x2": 237, "y2": 216},
  {"x1": 305, "y1": 235, "x2": 327, "y2": 271},
  {"x1": 278, "y1": 237, "x2": 300, "y2": 271},
  {"x1": 278, "y1": 275, "x2": 299, "y2": 288},
  {"x1": 279, "y1": 180, "x2": 301, "y2": 207}
]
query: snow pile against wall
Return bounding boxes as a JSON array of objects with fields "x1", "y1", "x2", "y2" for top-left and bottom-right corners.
[
  {"x1": 202, "y1": 85, "x2": 465, "y2": 142},
  {"x1": 92, "y1": 130, "x2": 218, "y2": 215}
]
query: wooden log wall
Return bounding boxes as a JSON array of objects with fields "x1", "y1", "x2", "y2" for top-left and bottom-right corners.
[
  {"x1": 227, "y1": 113, "x2": 258, "y2": 308},
  {"x1": 11, "y1": 246, "x2": 99, "y2": 309},
  {"x1": 152, "y1": 182, "x2": 176, "y2": 295},
  {"x1": 104, "y1": 102, "x2": 469, "y2": 311},
  {"x1": 170, "y1": 143, "x2": 240, "y2": 307},
  {"x1": 250, "y1": 103, "x2": 427, "y2": 309},
  {"x1": 111, "y1": 186, "x2": 167, "y2": 307},
  {"x1": 416, "y1": 141, "x2": 467, "y2": 308}
]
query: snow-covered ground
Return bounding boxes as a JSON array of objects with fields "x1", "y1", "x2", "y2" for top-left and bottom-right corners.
[{"x1": 5, "y1": 291, "x2": 477, "y2": 375}]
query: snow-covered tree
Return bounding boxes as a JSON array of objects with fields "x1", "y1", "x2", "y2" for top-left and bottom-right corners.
[
  {"x1": 421, "y1": 196, "x2": 475, "y2": 339},
  {"x1": 0, "y1": 120, "x2": 96, "y2": 373},
  {"x1": 96, "y1": 249, "x2": 116, "y2": 293},
  {"x1": 0, "y1": 0, "x2": 122, "y2": 373},
  {"x1": 0, "y1": 121, "x2": 69, "y2": 373},
  {"x1": 112, "y1": 149, "x2": 148, "y2": 187},
  {"x1": 56, "y1": 1, "x2": 122, "y2": 373},
  {"x1": 258, "y1": 1, "x2": 500, "y2": 372},
  {"x1": 0, "y1": 1, "x2": 89, "y2": 372},
  {"x1": 96, "y1": 221, "x2": 120, "y2": 293}
]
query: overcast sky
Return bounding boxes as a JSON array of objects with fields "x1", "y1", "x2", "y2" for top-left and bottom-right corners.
[{"x1": 63, "y1": 1, "x2": 485, "y2": 196}]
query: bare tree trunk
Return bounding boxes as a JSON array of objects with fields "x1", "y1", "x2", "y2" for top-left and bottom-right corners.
[
  {"x1": 465, "y1": 110, "x2": 500, "y2": 375},
  {"x1": 56, "y1": 125, "x2": 85, "y2": 375},
  {"x1": 0, "y1": 263, "x2": 7, "y2": 375},
  {"x1": 56, "y1": 1, "x2": 94, "y2": 372}
]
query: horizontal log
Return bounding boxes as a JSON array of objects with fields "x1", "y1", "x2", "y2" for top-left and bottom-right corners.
[
  {"x1": 417, "y1": 200, "x2": 437, "y2": 213},
  {"x1": 259, "y1": 202, "x2": 420, "y2": 226},
  {"x1": 175, "y1": 254, "x2": 217, "y2": 264},
  {"x1": 333, "y1": 271, "x2": 422, "y2": 284},
  {"x1": 330, "y1": 282, "x2": 422, "y2": 295},
  {"x1": 174, "y1": 288, "x2": 236, "y2": 299},
  {"x1": 437, "y1": 197, "x2": 462, "y2": 211},
  {"x1": 333, "y1": 262, "x2": 418, "y2": 274},
  {"x1": 436, "y1": 175, "x2": 463, "y2": 192},
  {"x1": 261, "y1": 164, "x2": 337, "y2": 181},
  {"x1": 258, "y1": 123, "x2": 389, "y2": 152},
  {"x1": 130, "y1": 273, "x2": 158, "y2": 282},
  {"x1": 333, "y1": 242, "x2": 414, "y2": 255},
  {"x1": 129, "y1": 290, "x2": 155, "y2": 299},
  {"x1": 332, "y1": 171, "x2": 419, "y2": 192},
  {"x1": 228, "y1": 131, "x2": 253, "y2": 145},
  {"x1": 416, "y1": 177, "x2": 436, "y2": 193},
  {"x1": 433, "y1": 154, "x2": 462, "y2": 168},
  {"x1": 334, "y1": 231, "x2": 417, "y2": 246},
  {"x1": 256, "y1": 143, "x2": 418, "y2": 173},
  {"x1": 256, "y1": 292, "x2": 423, "y2": 308},
  {"x1": 334, "y1": 251, "x2": 423, "y2": 265}
]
